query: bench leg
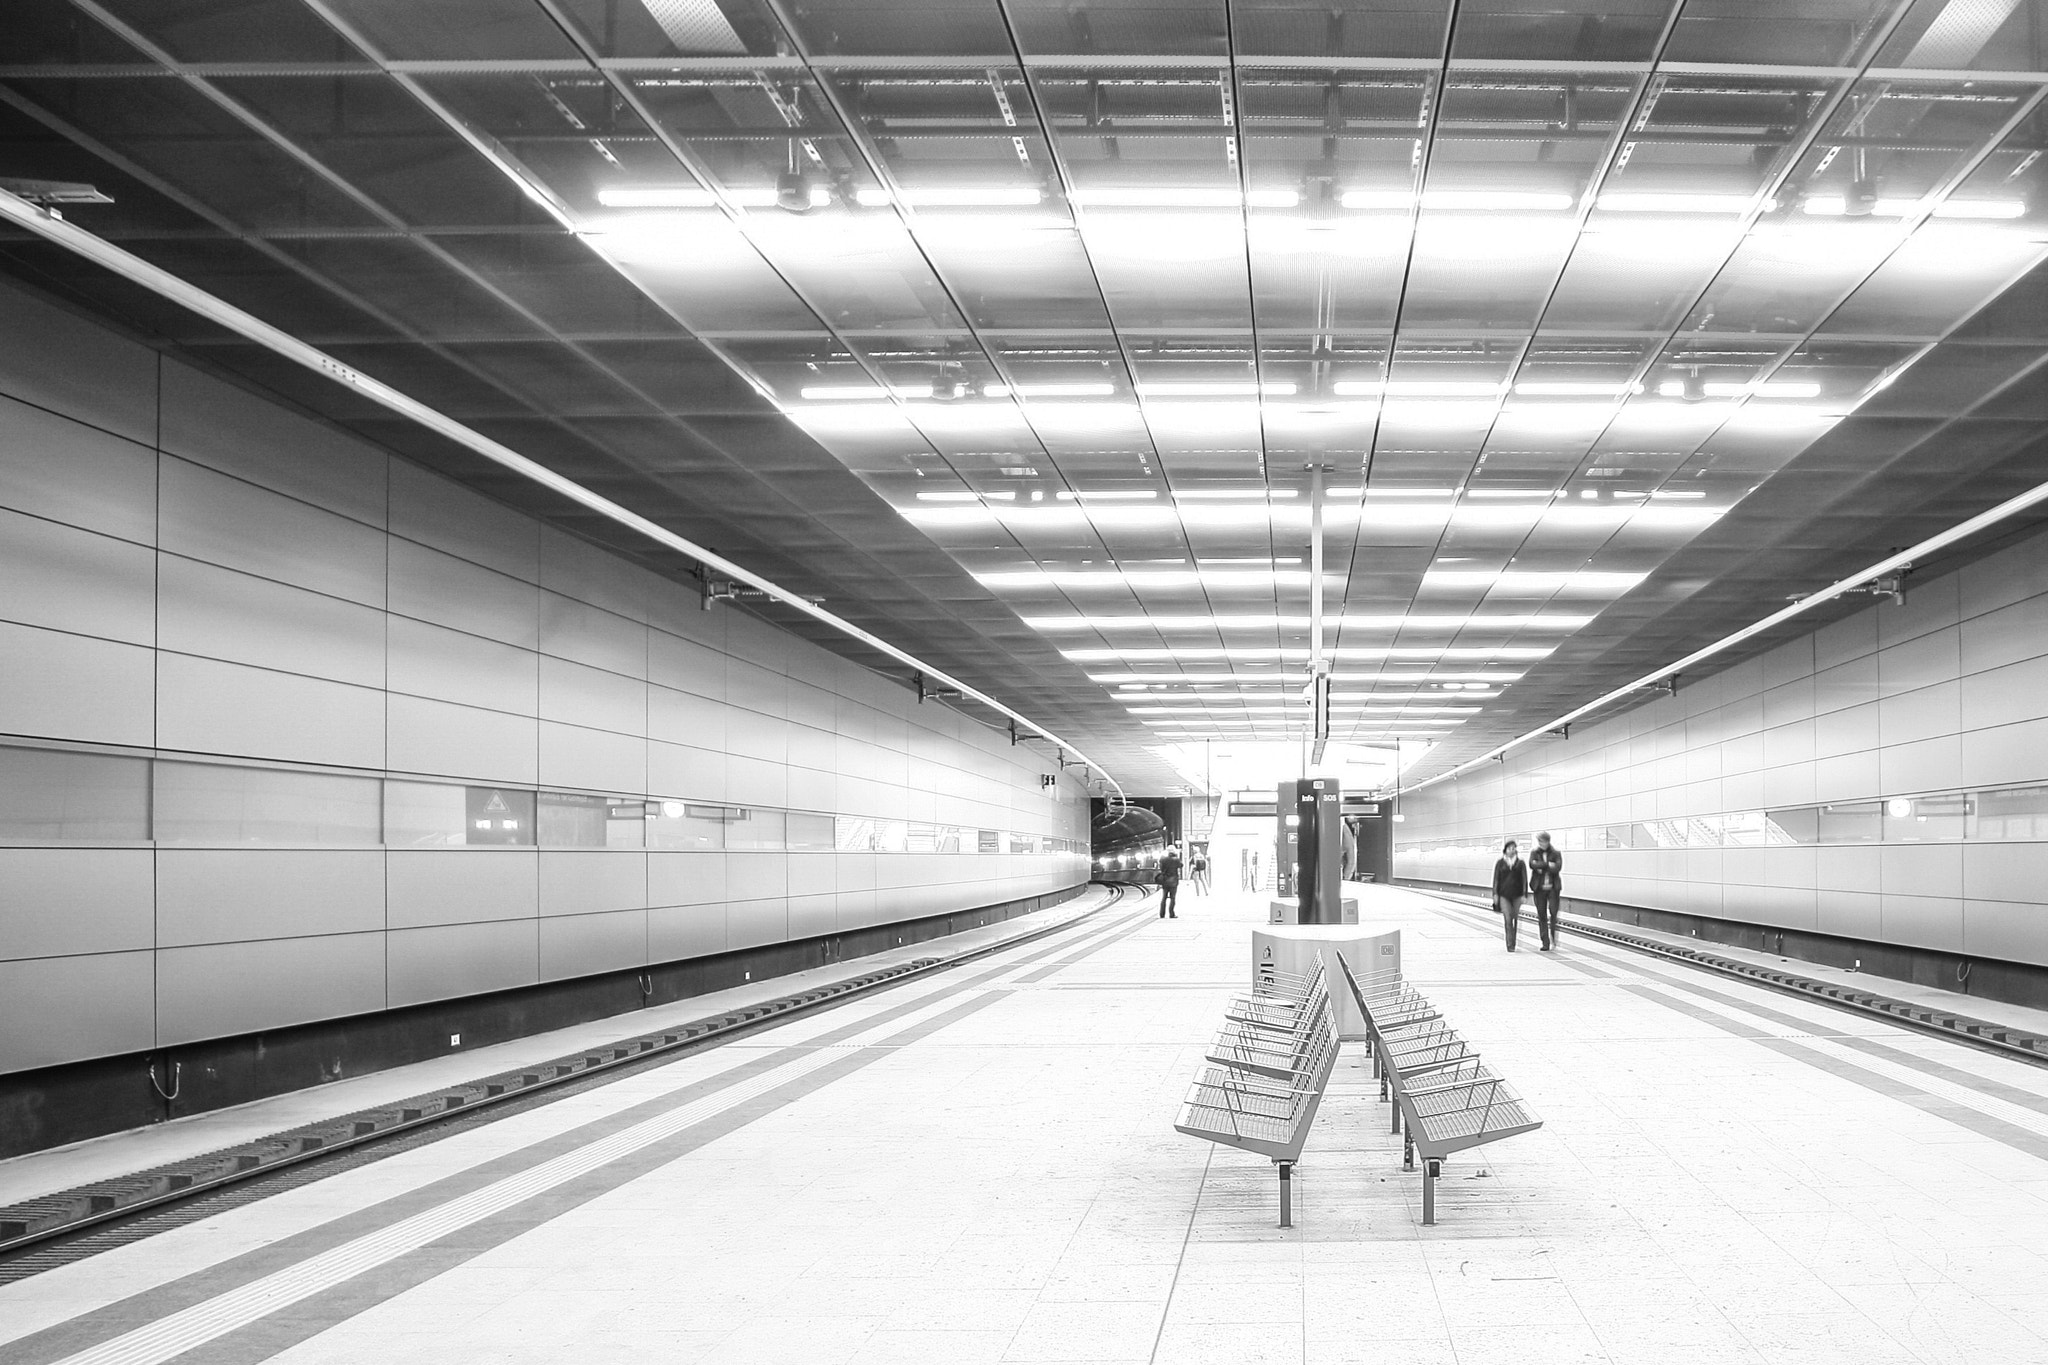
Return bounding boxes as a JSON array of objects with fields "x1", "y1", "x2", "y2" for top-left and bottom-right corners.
[
  {"x1": 1422, "y1": 1159, "x2": 1440, "y2": 1226},
  {"x1": 1403, "y1": 1130, "x2": 1414, "y2": 1171},
  {"x1": 1277, "y1": 1161, "x2": 1293, "y2": 1228},
  {"x1": 1390, "y1": 1099, "x2": 1402, "y2": 1135}
]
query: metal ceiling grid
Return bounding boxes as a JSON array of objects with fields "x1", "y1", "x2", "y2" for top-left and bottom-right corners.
[{"x1": 3, "y1": 0, "x2": 2048, "y2": 793}]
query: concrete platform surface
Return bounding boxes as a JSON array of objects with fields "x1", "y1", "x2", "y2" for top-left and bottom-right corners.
[{"x1": 3, "y1": 881, "x2": 2047, "y2": 1365}]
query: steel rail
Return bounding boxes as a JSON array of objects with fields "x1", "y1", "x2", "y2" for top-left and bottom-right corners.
[{"x1": 0, "y1": 186, "x2": 1126, "y2": 803}]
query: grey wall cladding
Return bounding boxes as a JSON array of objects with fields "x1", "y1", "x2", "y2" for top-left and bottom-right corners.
[
  {"x1": 1397, "y1": 526, "x2": 2048, "y2": 969},
  {"x1": 0, "y1": 277, "x2": 1089, "y2": 1075}
]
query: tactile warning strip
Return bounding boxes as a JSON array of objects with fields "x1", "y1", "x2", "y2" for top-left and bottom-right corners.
[
  {"x1": 0, "y1": 956, "x2": 937, "y2": 1253},
  {"x1": 0, "y1": 889, "x2": 1130, "y2": 1260},
  {"x1": 1415, "y1": 887, "x2": 2048, "y2": 1065}
]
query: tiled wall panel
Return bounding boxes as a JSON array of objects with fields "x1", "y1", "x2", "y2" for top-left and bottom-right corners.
[
  {"x1": 1399, "y1": 524, "x2": 2048, "y2": 969},
  {"x1": 0, "y1": 277, "x2": 1087, "y2": 1074}
]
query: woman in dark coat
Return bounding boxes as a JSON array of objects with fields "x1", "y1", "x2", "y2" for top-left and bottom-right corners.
[{"x1": 1492, "y1": 839, "x2": 1527, "y2": 952}]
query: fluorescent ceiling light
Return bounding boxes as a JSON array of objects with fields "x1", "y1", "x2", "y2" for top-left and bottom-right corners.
[
  {"x1": 984, "y1": 382, "x2": 1117, "y2": 398},
  {"x1": 910, "y1": 502, "x2": 1719, "y2": 532},
  {"x1": 1015, "y1": 402, "x2": 1147, "y2": 435},
  {"x1": 1071, "y1": 187, "x2": 1296, "y2": 208},
  {"x1": 1086, "y1": 671, "x2": 1523, "y2": 684},
  {"x1": 1053, "y1": 490, "x2": 1157, "y2": 501},
  {"x1": 976, "y1": 569, "x2": 1317, "y2": 590},
  {"x1": 1425, "y1": 190, "x2": 1575, "y2": 212},
  {"x1": 1699, "y1": 380, "x2": 1823, "y2": 399},
  {"x1": 598, "y1": 186, "x2": 716, "y2": 208},
  {"x1": 1341, "y1": 614, "x2": 1587, "y2": 629},
  {"x1": 1649, "y1": 490, "x2": 1707, "y2": 500},
  {"x1": 1422, "y1": 570, "x2": 1647, "y2": 595},
  {"x1": 1139, "y1": 381, "x2": 1298, "y2": 397},
  {"x1": 1333, "y1": 380, "x2": 1503, "y2": 397},
  {"x1": 1130, "y1": 712, "x2": 1482, "y2": 720},
  {"x1": 799, "y1": 384, "x2": 891, "y2": 401},
  {"x1": 1118, "y1": 688, "x2": 1498, "y2": 701},
  {"x1": 1802, "y1": 195, "x2": 2025, "y2": 220},
  {"x1": 1463, "y1": 489, "x2": 1555, "y2": 500},
  {"x1": 731, "y1": 186, "x2": 832, "y2": 209},
  {"x1": 791, "y1": 404, "x2": 912, "y2": 435},
  {"x1": 1030, "y1": 614, "x2": 1310, "y2": 631},
  {"x1": 858, "y1": 186, "x2": 1043, "y2": 207},
  {"x1": 1061, "y1": 646, "x2": 1555, "y2": 661},
  {"x1": 1595, "y1": 192, "x2": 1753, "y2": 214},
  {"x1": 1340, "y1": 189, "x2": 1573, "y2": 211},
  {"x1": 1512, "y1": 381, "x2": 1638, "y2": 396},
  {"x1": 1932, "y1": 199, "x2": 2027, "y2": 220},
  {"x1": 1023, "y1": 613, "x2": 1587, "y2": 632},
  {"x1": 1173, "y1": 488, "x2": 1299, "y2": 500}
]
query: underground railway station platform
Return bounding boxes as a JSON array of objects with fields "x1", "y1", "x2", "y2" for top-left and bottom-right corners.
[
  {"x1": 10, "y1": 0, "x2": 2048, "y2": 1360},
  {"x1": 5, "y1": 883, "x2": 2048, "y2": 1364}
]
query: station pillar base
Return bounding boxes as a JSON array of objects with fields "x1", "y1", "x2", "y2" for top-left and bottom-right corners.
[{"x1": 1252, "y1": 924, "x2": 1402, "y2": 1041}]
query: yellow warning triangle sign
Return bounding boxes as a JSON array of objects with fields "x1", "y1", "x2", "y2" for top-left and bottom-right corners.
[{"x1": 483, "y1": 793, "x2": 510, "y2": 813}]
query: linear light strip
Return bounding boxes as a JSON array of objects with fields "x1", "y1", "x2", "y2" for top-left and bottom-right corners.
[
  {"x1": 0, "y1": 188, "x2": 1127, "y2": 803},
  {"x1": 1404, "y1": 473, "x2": 2048, "y2": 799}
]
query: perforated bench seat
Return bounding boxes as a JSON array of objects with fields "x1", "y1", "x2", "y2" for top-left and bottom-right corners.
[
  {"x1": 1332, "y1": 948, "x2": 1543, "y2": 1225},
  {"x1": 1174, "y1": 952, "x2": 1342, "y2": 1225}
]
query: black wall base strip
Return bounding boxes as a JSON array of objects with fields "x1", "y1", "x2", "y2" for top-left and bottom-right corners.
[
  {"x1": 0, "y1": 886, "x2": 1138, "y2": 1264},
  {"x1": 1397, "y1": 879, "x2": 2048, "y2": 1069},
  {"x1": 0, "y1": 883, "x2": 1088, "y2": 1161}
]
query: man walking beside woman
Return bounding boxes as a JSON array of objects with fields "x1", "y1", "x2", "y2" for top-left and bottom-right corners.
[{"x1": 1493, "y1": 833, "x2": 1564, "y2": 952}]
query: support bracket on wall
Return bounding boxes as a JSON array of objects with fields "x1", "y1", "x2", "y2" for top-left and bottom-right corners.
[
  {"x1": 1542, "y1": 724, "x2": 1571, "y2": 740},
  {"x1": 1648, "y1": 675, "x2": 1679, "y2": 697},
  {"x1": 914, "y1": 670, "x2": 964, "y2": 703},
  {"x1": 1849, "y1": 567, "x2": 1912, "y2": 607},
  {"x1": 1787, "y1": 564, "x2": 1912, "y2": 609},
  {"x1": 703, "y1": 577, "x2": 822, "y2": 611}
]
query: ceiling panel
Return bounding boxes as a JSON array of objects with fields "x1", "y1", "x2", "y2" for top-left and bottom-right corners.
[{"x1": 3, "y1": 0, "x2": 2047, "y2": 794}]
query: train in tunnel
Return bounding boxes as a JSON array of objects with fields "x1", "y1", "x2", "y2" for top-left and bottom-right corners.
[{"x1": 1089, "y1": 801, "x2": 1170, "y2": 888}]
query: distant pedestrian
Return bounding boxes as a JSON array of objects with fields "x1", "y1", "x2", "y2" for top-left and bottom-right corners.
[
  {"x1": 1157, "y1": 847, "x2": 1183, "y2": 918},
  {"x1": 1189, "y1": 851, "x2": 1209, "y2": 895},
  {"x1": 1530, "y1": 831, "x2": 1563, "y2": 951},
  {"x1": 1492, "y1": 839, "x2": 1527, "y2": 952}
]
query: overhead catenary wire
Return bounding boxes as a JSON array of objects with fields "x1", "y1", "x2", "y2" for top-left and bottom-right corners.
[{"x1": 0, "y1": 186, "x2": 1126, "y2": 805}]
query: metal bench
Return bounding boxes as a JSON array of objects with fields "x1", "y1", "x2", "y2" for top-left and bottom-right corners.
[
  {"x1": 1176, "y1": 951, "x2": 1339, "y2": 1226},
  {"x1": 1333, "y1": 950, "x2": 1543, "y2": 1225},
  {"x1": 1227, "y1": 958, "x2": 1328, "y2": 1032},
  {"x1": 1396, "y1": 1063, "x2": 1541, "y2": 1223}
]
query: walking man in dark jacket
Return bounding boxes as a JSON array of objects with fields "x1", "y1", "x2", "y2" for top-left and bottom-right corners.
[
  {"x1": 1492, "y1": 840, "x2": 1527, "y2": 952},
  {"x1": 1157, "y1": 847, "x2": 1183, "y2": 918},
  {"x1": 1530, "y1": 831, "x2": 1563, "y2": 951}
]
